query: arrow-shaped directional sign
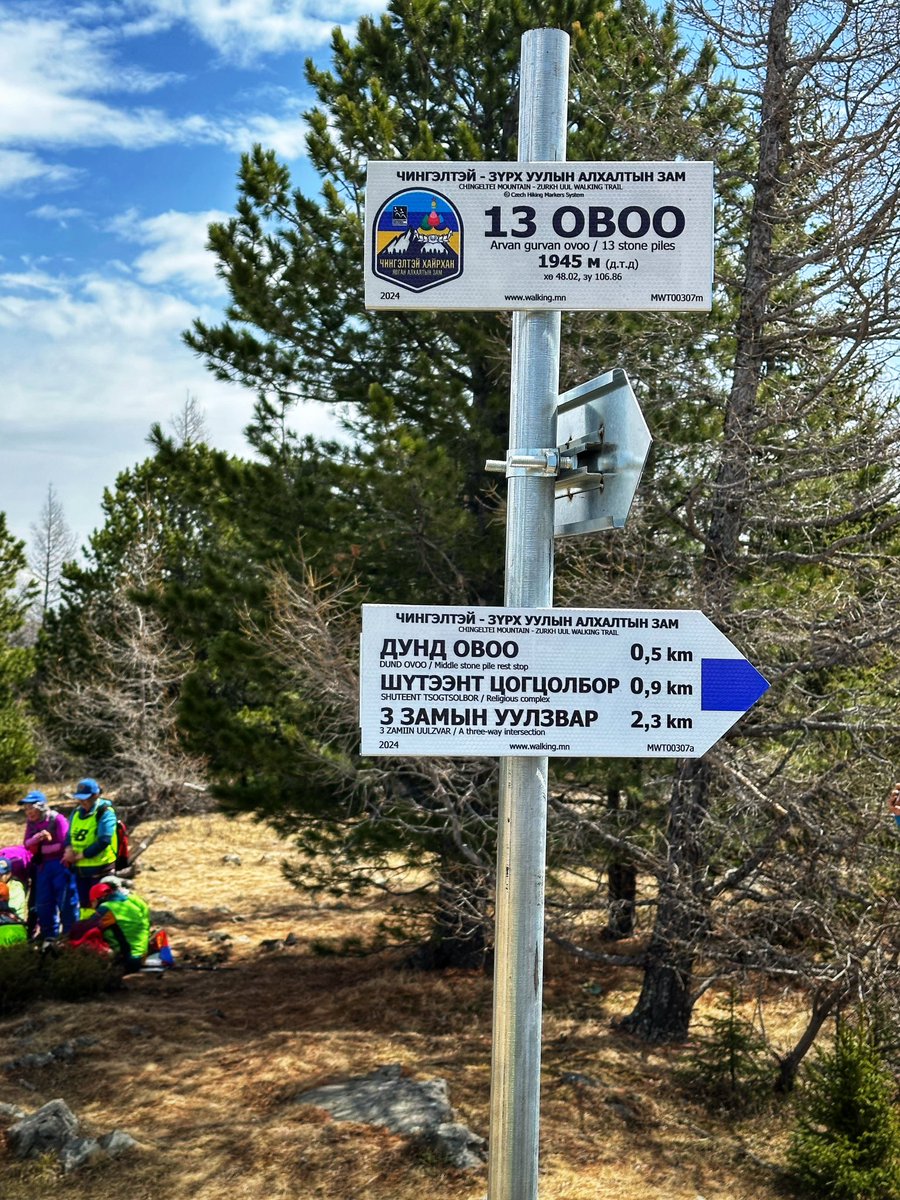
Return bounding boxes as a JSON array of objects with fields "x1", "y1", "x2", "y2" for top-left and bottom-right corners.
[
  {"x1": 360, "y1": 605, "x2": 769, "y2": 759},
  {"x1": 555, "y1": 367, "x2": 651, "y2": 537}
]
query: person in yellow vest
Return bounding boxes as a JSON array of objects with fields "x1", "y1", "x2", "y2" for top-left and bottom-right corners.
[
  {"x1": 61, "y1": 778, "x2": 118, "y2": 911},
  {"x1": 68, "y1": 878, "x2": 150, "y2": 972},
  {"x1": 0, "y1": 882, "x2": 27, "y2": 947}
]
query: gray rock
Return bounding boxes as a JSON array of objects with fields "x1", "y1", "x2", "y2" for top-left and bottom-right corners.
[
  {"x1": 149, "y1": 909, "x2": 181, "y2": 925},
  {"x1": 294, "y1": 1063, "x2": 486, "y2": 1169},
  {"x1": 99, "y1": 1128, "x2": 139, "y2": 1158},
  {"x1": 0, "y1": 1101, "x2": 26, "y2": 1123},
  {"x1": 7, "y1": 1098, "x2": 79, "y2": 1157},
  {"x1": 4, "y1": 1035, "x2": 99, "y2": 1072},
  {"x1": 427, "y1": 1122, "x2": 488, "y2": 1169},
  {"x1": 60, "y1": 1136, "x2": 104, "y2": 1173},
  {"x1": 296, "y1": 1064, "x2": 453, "y2": 1134},
  {"x1": 7, "y1": 1100, "x2": 140, "y2": 1173},
  {"x1": 8, "y1": 1052, "x2": 55, "y2": 1069}
]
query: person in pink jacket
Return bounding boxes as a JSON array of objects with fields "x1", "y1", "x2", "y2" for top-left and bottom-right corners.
[{"x1": 18, "y1": 790, "x2": 79, "y2": 938}]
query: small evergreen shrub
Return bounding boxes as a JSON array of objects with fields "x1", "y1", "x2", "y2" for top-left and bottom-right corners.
[
  {"x1": 788, "y1": 1013, "x2": 900, "y2": 1200},
  {"x1": 42, "y1": 945, "x2": 119, "y2": 1001},
  {"x1": 0, "y1": 943, "x2": 119, "y2": 1014},
  {"x1": 0, "y1": 942, "x2": 42, "y2": 1012},
  {"x1": 677, "y1": 989, "x2": 773, "y2": 1114}
]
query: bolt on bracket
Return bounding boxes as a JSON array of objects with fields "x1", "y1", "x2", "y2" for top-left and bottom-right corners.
[{"x1": 485, "y1": 447, "x2": 579, "y2": 478}]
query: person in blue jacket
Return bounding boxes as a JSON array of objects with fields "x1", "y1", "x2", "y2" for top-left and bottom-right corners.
[
  {"x1": 62, "y1": 778, "x2": 118, "y2": 910},
  {"x1": 890, "y1": 784, "x2": 900, "y2": 829}
]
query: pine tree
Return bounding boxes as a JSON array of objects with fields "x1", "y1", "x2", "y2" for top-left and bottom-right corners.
[
  {"x1": 34, "y1": 436, "x2": 245, "y2": 808},
  {"x1": 789, "y1": 1014, "x2": 900, "y2": 1200},
  {"x1": 677, "y1": 988, "x2": 772, "y2": 1114},
  {"x1": 0, "y1": 514, "x2": 36, "y2": 797},
  {"x1": 184, "y1": 0, "x2": 741, "y2": 604}
]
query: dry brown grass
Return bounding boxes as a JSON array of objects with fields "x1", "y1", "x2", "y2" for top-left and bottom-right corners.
[{"x1": 0, "y1": 808, "x2": 801, "y2": 1200}]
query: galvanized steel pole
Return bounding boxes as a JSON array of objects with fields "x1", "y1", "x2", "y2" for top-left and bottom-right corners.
[{"x1": 487, "y1": 28, "x2": 569, "y2": 1200}]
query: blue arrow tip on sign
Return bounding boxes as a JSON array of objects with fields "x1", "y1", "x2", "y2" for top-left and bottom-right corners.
[{"x1": 701, "y1": 658, "x2": 769, "y2": 712}]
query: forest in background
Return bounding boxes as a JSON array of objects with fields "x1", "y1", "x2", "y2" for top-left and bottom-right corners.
[{"x1": 3, "y1": 2, "x2": 900, "y2": 1191}]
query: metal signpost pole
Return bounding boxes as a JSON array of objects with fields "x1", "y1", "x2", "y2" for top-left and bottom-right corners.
[{"x1": 488, "y1": 28, "x2": 569, "y2": 1200}]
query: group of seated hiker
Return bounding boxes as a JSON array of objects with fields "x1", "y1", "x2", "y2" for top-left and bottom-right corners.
[{"x1": 1, "y1": 779, "x2": 170, "y2": 971}]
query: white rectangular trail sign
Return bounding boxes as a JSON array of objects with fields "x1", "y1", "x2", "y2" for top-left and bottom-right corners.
[
  {"x1": 364, "y1": 160, "x2": 713, "y2": 312},
  {"x1": 360, "y1": 605, "x2": 768, "y2": 759}
]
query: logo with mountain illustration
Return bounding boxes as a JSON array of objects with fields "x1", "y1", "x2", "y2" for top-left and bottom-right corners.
[{"x1": 372, "y1": 189, "x2": 463, "y2": 292}]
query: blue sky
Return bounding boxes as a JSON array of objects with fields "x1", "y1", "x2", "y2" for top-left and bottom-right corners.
[{"x1": 0, "y1": 0, "x2": 386, "y2": 557}]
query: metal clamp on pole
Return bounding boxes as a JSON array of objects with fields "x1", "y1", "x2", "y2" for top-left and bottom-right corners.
[{"x1": 485, "y1": 448, "x2": 578, "y2": 477}]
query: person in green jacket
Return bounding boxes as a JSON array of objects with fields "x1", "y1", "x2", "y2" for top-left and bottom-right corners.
[
  {"x1": 0, "y1": 882, "x2": 27, "y2": 947},
  {"x1": 68, "y1": 878, "x2": 150, "y2": 971}
]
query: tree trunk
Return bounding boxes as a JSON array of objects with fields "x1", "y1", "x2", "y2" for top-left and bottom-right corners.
[
  {"x1": 405, "y1": 859, "x2": 492, "y2": 972},
  {"x1": 702, "y1": 0, "x2": 789, "y2": 610},
  {"x1": 621, "y1": 938, "x2": 696, "y2": 1042},
  {"x1": 604, "y1": 859, "x2": 637, "y2": 940},
  {"x1": 603, "y1": 785, "x2": 636, "y2": 939},
  {"x1": 623, "y1": 0, "x2": 791, "y2": 1043},
  {"x1": 621, "y1": 758, "x2": 712, "y2": 1041},
  {"x1": 775, "y1": 983, "x2": 848, "y2": 1093}
]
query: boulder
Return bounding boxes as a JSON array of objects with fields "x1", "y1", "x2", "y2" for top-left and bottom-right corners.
[
  {"x1": 296, "y1": 1064, "x2": 453, "y2": 1134},
  {"x1": 6, "y1": 1099, "x2": 139, "y2": 1172},
  {"x1": 99, "y1": 1128, "x2": 139, "y2": 1158},
  {"x1": 60, "y1": 1136, "x2": 104, "y2": 1173},
  {"x1": 7, "y1": 1098, "x2": 79, "y2": 1158},
  {"x1": 422, "y1": 1121, "x2": 488, "y2": 1169},
  {"x1": 295, "y1": 1063, "x2": 486, "y2": 1169}
]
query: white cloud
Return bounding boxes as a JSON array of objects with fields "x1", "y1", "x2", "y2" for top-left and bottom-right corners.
[
  {"x1": 123, "y1": 0, "x2": 387, "y2": 63},
  {"x1": 0, "y1": 264, "x2": 344, "y2": 546},
  {"x1": 0, "y1": 7, "x2": 322, "y2": 176},
  {"x1": 0, "y1": 14, "x2": 190, "y2": 148},
  {"x1": 30, "y1": 204, "x2": 88, "y2": 223},
  {"x1": 108, "y1": 207, "x2": 229, "y2": 293},
  {"x1": 0, "y1": 149, "x2": 80, "y2": 191},
  {"x1": 0, "y1": 1, "x2": 366, "y2": 548},
  {"x1": 0, "y1": 267, "x2": 226, "y2": 374},
  {"x1": 220, "y1": 109, "x2": 310, "y2": 158}
]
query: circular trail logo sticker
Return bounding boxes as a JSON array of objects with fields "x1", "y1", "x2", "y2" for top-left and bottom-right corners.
[{"x1": 372, "y1": 189, "x2": 463, "y2": 292}]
